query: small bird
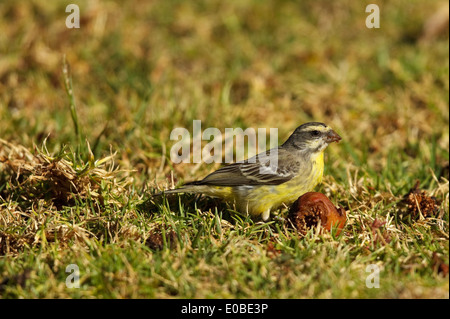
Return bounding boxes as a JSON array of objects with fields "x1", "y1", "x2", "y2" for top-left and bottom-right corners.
[{"x1": 161, "y1": 122, "x2": 341, "y2": 221}]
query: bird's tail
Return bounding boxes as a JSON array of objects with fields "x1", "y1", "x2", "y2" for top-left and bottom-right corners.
[
  {"x1": 139, "y1": 186, "x2": 199, "y2": 214},
  {"x1": 152, "y1": 185, "x2": 198, "y2": 197},
  {"x1": 152, "y1": 183, "x2": 230, "y2": 200}
]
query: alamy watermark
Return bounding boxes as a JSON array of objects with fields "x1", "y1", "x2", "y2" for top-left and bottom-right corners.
[
  {"x1": 366, "y1": 4, "x2": 380, "y2": 29},
  {"x1": 170, "y1": 120, "x2": 279, "y2": 170},
  {"x1": 65, "y1": 4, "x2": 80, "y2": 29},
  {"x1": 66, "y1": 264, "x2": 80, "y2": 288},
  {"x1": 65, "y1": 4, "x2": 380, "y2": 30},
  {"x1": 365, "y1": 264, "x2": 380, "y2": 288}
]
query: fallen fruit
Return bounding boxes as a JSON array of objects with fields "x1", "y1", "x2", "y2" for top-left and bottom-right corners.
[{"x1": 288, "y1": 192, "x2": 346, "y2": 235}]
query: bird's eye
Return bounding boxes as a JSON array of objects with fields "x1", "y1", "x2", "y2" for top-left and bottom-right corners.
[{"x1": 311, "y1": 130, "x2": 321, "y2": 137}]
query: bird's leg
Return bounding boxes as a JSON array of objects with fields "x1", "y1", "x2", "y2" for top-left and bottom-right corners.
[{"x1": 262, "y1": 209, "x2": 271, "y2": 221}]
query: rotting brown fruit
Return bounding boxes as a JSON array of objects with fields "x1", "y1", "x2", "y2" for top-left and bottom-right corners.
[{"x1": 288, "y1": 192, "x2": 346, "y2": 236}]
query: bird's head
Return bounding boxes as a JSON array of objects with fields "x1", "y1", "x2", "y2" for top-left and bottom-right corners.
[{"x1": 282, "y1": 122, "x2": 341, "y2": 153}]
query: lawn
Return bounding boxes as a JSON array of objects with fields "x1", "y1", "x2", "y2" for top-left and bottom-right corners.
[{"x1": 0, "y1": 0, "x2": 448, "y2": 299}]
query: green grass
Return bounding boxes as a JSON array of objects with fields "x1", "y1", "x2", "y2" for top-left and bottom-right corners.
[{"x1": 0, "y1": 0, "x2": 448, "y2": 298}]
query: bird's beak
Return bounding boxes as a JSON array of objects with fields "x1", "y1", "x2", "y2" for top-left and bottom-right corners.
[{"x1": 326, "y1": 130, "x2": 341, "y2": 143}]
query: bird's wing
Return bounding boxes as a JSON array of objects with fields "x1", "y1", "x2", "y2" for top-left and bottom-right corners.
[{"x1": 185, "y1": 148, "x2": 301, "y2": 186}]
